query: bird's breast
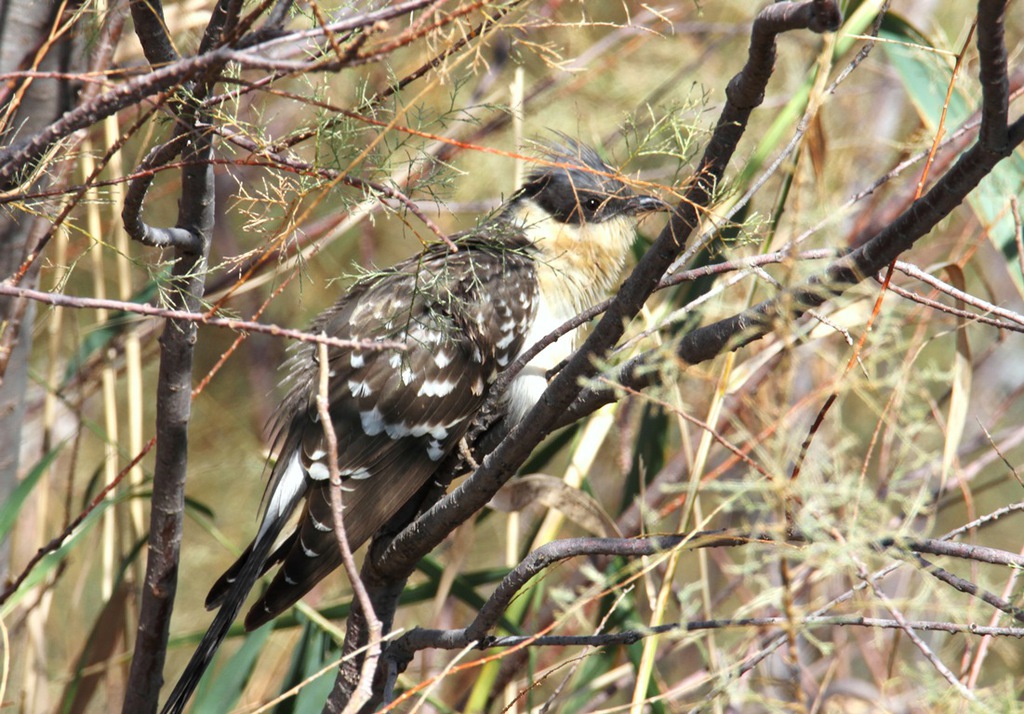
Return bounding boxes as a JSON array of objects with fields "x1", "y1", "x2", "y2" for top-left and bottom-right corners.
[{"x1": 505, "y1": 286, "x2": 579, "y2": 424}]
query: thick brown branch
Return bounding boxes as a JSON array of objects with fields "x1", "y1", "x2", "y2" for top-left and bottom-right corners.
[
  {"x1": 325, "y1": 7, "x2": 845, "y2": 707},
  {"x1": 977, "y1": 1, "x2": 1009, "y2": 150},
  {"x1": 123, "y1": 17, "x2": 219, "y2": 704},
  {"x1": 374, "y1": 0, "x2": 843, "y2": 582},
  {"x1": 129, "y1": 0, "x2": 180, "y2": 66},
  {"x1": 0, "y1": 50, "x2": 231, "y2": 190},
  {"x1": 676, "y1": 123, "x2": 1024, "y2": 366}
]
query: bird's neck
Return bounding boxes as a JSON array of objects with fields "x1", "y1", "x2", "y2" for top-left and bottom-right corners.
[{"x1": 509, "y1": 199, "x2": 636, "y2": 317}]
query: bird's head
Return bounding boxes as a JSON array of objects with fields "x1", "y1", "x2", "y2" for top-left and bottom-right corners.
[
  {"x1": 510, "y1": 139, "x2": 667, "y2": 227},
  {"x1": 503, "y1": 138, "x2": 667, "y2": 303}
]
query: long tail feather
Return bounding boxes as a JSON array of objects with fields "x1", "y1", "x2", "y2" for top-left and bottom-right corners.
[
  {"x1": 158, "y1": 522, "x2": 281, "y2": 714},
  {"x1": 160, "y1": 454, "x2": 307, "y2": 714}
]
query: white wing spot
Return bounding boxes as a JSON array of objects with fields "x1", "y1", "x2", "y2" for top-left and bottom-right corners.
[
  {"x1": 411, "y1": 327, "x2": 443, "y2": 345},
  {"x1": 307, "y1": 461, "x2": 330, "y2": 481},
  {"x1": 348, "y1": 379, "x2": 372, "y2": 397},
  {"x1": 389, "y1": 353, "x2": 402, "y2": 369},
  {"x1": 394, "y1": 422, "x2": 451, "y2": 440},
  {"x1": 311, "y1": 512, "x2": 333, "y2": 532},
  {"x1": 425, "y1": 424, "x2": 448, "y2": 440},
  {"x1": 350, "y1": 353, "x2": 365, "y2": 369},
  {"x1": 418, "y1": 378, "x2": 455, "y2": 397},
  {"x1": 360, "y1": 407, "x2": 385, "y2": 436},
  {"x1": 426, "y1": 439, "x2": 445, "y2": 461},
  {"x1": 434, "y1": 351, "x2": 452, "y2": 368},
  {"x1": 385, "y1": 421, "x2": 412, "y2": 439},
  {"x1": 300, "y1": 535, "x2": 320, "y2": 558}
]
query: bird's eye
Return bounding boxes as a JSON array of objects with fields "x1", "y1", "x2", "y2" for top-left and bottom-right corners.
[{"x1": 584, "y1": 197, "x2": 601, "y2": 212}]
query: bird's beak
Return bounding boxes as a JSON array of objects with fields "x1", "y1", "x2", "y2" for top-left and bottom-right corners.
[{"x1": 629, "y1": 194, "x2": 671, "y2": 215}]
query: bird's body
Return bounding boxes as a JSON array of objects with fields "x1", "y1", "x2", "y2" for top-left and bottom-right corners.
[{"x1": 160, "y1": 140, "x2": 664, "y2": 713}]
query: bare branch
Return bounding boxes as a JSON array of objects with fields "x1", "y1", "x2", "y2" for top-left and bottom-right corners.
[
  {"x1": 316, "y1": 339, "x2": 383, "y2": 714},
  {"x1": 0, "y1": 283, "x2": 406, "y2": 352},
  {"x1": 487, "y1": 617, "x2": 1024, "y2": 647},
  {"x1": 123, "y1": 18, "x2": 219, "y2": 707},
  {"x1": 857, "y1": 561, "x2": 975, "y2": 701},
  {"x1": 893, "y1": 537, "x2": 1024, "y2": 568},
  {"x1": 0, "y1": 50, "x2": 231, "y2": 190},
  {"x1": 386, "y1": 531, "x2": 764, "y2": 667},
  {"x1": 0, "y1": 0, "x2": 445, "y2": 190},
  {"x1": 129, "y1": 0, "x2": 180, "y2": 66},
  {"x1": 677, "y1": 1, "x2": 1020, "y2": 367},
  {"x1": 907, "y1": 552, "x2": 1024, "y2": 625},
  {"x1": 977, "y1": 1, "x2": 1010, "y2": 150},
  {"x1": 382, "y1": 526, "x2": 1024, "y2": 675},
  {"x1": 374, "y1": 0, "x2": 844, "y2": 581},
  {"x1": 121, "y1": 132, "x2": 202, "y2": 251}
]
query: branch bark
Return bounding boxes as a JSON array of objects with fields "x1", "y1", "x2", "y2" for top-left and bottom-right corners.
[
  {"x1": 558, "y1": 0, "x2": 1022, "y2": 428},
  {"x1": 379, "y1": 531, "x2": 1024, "y2": 671},
  {"x1": 122, "y1": 138, "x2": 214, "y2": 713},
  {"x1": 122, "y1": 3, "x2": 223, "y2": 708}
]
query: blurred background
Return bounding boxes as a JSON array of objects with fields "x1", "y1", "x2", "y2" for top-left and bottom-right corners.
[{"x1": 2, "y1": 0, "x2": 1023, "y2": 711}]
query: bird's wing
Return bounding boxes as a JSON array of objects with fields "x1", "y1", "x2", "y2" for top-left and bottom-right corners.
[
  {"x1": 242, "y1": 238, "x2": 538, "y2": 628},
  {"x1": 163, "y1": 238, "x2": 537, "y2": 713}
]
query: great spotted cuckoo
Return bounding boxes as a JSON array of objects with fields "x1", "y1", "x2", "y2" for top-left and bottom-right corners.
[{"x1": 161, "y1": 139, "x2": 666, "y2": 713}]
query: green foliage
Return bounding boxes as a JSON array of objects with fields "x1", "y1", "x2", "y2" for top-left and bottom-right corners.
[
  {"x1": 6, "y1": 1, "x2": 1024, "y2": 712},
  {"x1": 0, "y1": 446, "x2": 61, "y2": 544}
]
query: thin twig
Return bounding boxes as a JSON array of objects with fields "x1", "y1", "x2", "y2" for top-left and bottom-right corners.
[
  {"x1": 0, "y1": 283, "x2": 406, "y2": 352},
  {"x1": 856, "y1": 560, "x2": 976, "y2": 701},
  {"x1": 482, "y1": 617, "x2": 1024, "y2": 648},
  {"x1": 316, "y1": 340, "x2": 383, "y2": 714}
]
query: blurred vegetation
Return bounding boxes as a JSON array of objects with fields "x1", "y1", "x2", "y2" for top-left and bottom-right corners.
[{"x1": 1, "y1": 0, "x2": 1023, "y2": 712}]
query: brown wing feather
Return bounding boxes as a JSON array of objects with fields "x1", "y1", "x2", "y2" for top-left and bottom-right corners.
[{"x1": 233, "y1": 236, "x2": 538, "y2": 629}]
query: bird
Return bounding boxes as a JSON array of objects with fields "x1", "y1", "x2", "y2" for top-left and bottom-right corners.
[{"x1": 160, "y1": 138, "x2": 666, "y2": 713}]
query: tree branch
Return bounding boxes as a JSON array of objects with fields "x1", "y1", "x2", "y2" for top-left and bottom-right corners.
[
  {"x1": 123, "y1": 30, "x2": 218, "y2": 714},
  {"x1": 323, "y1": 4, "x2": 844, "y2": 707},
  {"x1": 129, "y1": 0, "x2": 180, "y2": 67},
  {"x1": 676, "y1": 0, "x2": 1018, "y2": 366},
  {"x1": 377, "y1": 0, "x2": 843, "y2": 581},
  {"x1": 0, "y1": 283, "x2": 406, "y2": 352}
]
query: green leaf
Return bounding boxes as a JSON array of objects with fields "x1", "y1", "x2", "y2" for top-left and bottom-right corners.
[
  {"x1": 274, "y1": 617, "x2": 336, "y2": 714},
  {"x1": 0, "y1": 444, "x2": 61, "y2": 543},
  {"x1": 881, "y1": 20, "x2": 1024, "y2": 291},
  {"x1": 191, "y1": 625, "x2": 274, "y2": 714},
  {"x1": 1, "y1": 496, "x2": 112, "y2": 616}
]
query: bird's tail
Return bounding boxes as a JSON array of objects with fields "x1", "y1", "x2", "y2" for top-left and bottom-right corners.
[
  {"x1": 158, "y1": 525, "x2": 280, "y2": 714},
  {"x1": 160, "y1": 452, "x2": 308, "y2": 713}
]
